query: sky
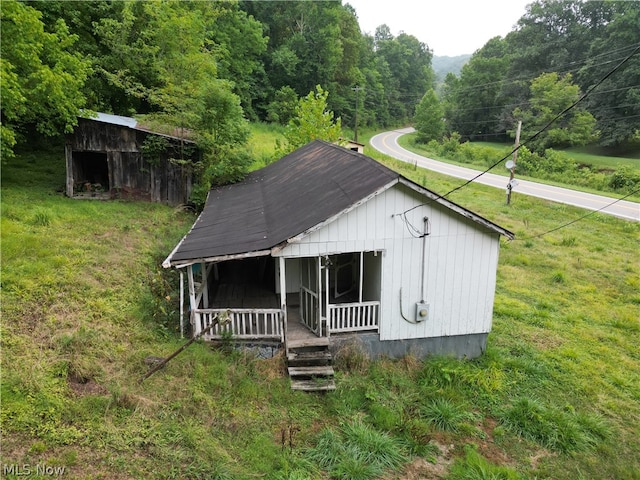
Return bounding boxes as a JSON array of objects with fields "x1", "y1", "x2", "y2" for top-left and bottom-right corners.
[{"x1": 345, "y1": 0, "x2": 532, "y2": 57}]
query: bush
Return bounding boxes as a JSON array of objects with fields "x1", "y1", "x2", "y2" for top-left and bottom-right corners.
[
  {"x1": 333, "y1": 340, "x2": 370, "y2": 374},
  {"x1": 516, "y1": 147, "x2": 579, "y2": 178},
  {"x1": 440, "y1": 132, "x2": 463, "y2": 157},
  {"x1": 456, "y1": 142, "x2": 476, "y2": 164},
  {"x1": 609, "y1": 165, "x2": 640, "y2": 192},
  {"x1": 31, "y1": 208, "x2": 53, "y2": 226}
]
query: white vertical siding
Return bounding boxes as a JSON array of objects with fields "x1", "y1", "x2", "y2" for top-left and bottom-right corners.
[{"x1": 275, "y1": 183, "x2": 502, "y2": 341}]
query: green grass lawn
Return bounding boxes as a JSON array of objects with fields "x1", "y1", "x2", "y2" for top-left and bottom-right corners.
[
  {"x1": 448, "y1": 140, "x2": 640, "y2": 171},
  {"x1": 1, "y1": 132, "x2": 639, "y2": 479},
  {"x1": 564, "y1": 146, "x2": 640, "y2": 169},
  {"x1": 247, "y1": 122, "x2": 285, "y2": 169},
  {"x1": 395, "y1": 133, "x2": 640, "y2": 202}
]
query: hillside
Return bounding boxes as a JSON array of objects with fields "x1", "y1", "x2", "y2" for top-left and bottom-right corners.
[
  {"x1": 1, "y1": 139, "x2": 639, "y2": 479},
  {"x1": 432, "y1": 54, "x2": 471, "y2": 82}
]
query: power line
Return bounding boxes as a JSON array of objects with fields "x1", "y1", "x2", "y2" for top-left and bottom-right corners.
[
  {"x1": 446, "y1": 43, "x2": 640, "y2": 97},
  {"x1": 513, "y1": 187, "x2": 640, "y2": 241},
  {"x1": 448, "y1": 86, "x2": 639, "y2": 116},
  {"x1": 398, "y1": 44, "x2": 640, "y2": 222},
  {"x1": 438, "y1": 44, "x2": 640, "y2": 199}
]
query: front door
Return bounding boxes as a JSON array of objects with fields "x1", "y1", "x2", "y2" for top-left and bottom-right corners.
[{"x1": 299, "y1": 256, "x2": 324, "y2": 336}]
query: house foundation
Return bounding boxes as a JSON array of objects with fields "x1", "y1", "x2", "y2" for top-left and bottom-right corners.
[{"x1": 329, "y1": 332, "x2": 489, "y2": 360}]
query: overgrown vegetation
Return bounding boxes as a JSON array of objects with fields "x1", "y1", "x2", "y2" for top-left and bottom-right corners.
[
  {"x1": 439, "y1": 2, "x2": 639, "y2": 151},
  {"x1": 274, "y1": 85, "x2": 342, "y2": 157},
  {"x1": 2, "y1": 131, "x2": 639, "y2": 479},
  {"x1": 401, "y1": 132, "x2": 640, "y2": 198},
  {"x1": 4, "y1": 0, "x2": 637, "y2": 211}
]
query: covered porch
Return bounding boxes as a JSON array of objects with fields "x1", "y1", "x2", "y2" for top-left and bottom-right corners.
[{"x1": 180, "y1": 251, "x2": 382, "y2": 347}]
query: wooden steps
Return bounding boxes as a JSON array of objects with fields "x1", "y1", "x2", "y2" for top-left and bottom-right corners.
[
  {"x1": 288, "y1": 365, "x2": 334, "y2": 376},
  {"x1": 287, "y1": 350, "x2": 332, "y2": 367},
  {"x1": 287, "y1": 337, "x2": 335, "y2": 392},
  {"x1": 290, "y1": 377, "x2": 336, "y2": 391},
  {"x1": 287, "y1": 336, "x2": 329, "y2": 349}
]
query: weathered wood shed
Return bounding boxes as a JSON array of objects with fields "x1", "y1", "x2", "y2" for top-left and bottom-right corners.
[
  {"x1": 163, "y1": 140, "x2": 514, "y2": 387},
  {"x1": 65, "y1": 113, "x2": 198, "y2": 205}
]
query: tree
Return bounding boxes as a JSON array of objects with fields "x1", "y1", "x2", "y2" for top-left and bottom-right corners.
[
  {"x1": 375, "y1": 31, "x2": 434, "y2": 121},
  {"x1": 414, "y1": 89, "x2": 444, "y2": 143},
  {"x1": 190, "y1": 82, "x2": 252, "y2": 207},
  {"x1": 0, "y1": 0, "x2": 90, "y2": 157},
  {"x1": 578, "y1": 2, "x2": 640, "y2": 148},
  {"x1": 276, "y1": 85, "x2": 342, "y2": 155},
  {"x1": 206, "y1": 2, "x2": 267, "y2": 120},
  {"x1": 24, "y1": 1, "x2": 119, "y2": 112},
  {"x1": 243, "y1": 2, "x2": 343, "y2": 96},
  {"x1": 502, "y1": 0, "x2": 628, "y2": 147},
  {"x1": 266, "y1": 86, "x2": 299, "y2": 125},
  {"x1": 94, "y1": 1, "x2": 252, "y2": 203},
  {"x1": 438, "y1": 0, "x2": 631, "y2": 147},
  {"x1": 506, "y1": 0, "x2": 613, "y2": 80},
  {"x1": 442, "y1": 37, "x2": 510, "y2": 139},
  {"x1": 513, "y1": 72, "x2": 598, "y2": 153}
]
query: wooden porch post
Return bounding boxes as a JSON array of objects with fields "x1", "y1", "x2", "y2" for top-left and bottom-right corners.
[
  {"x1": 179, "y1": 270, "x2": 185, "y2": 338},
  {"x1": 279, "y1": 257, "x2": 287, "y2": 337},
  {"x1": 187, "y1": 264, "x2": 200, "y2": 336},
  {"x1": 325, "y1": 257, "x2": 330, "y2": 337},
  {"x1": 317, "y1": 256, "x2": 323, "y2": 337},
  {"x1": 201, "y1": 262, "x2": 209, "y2": 309},
  {"x1": 359, "y1": 251, "x2": 364, "y2": 303}
]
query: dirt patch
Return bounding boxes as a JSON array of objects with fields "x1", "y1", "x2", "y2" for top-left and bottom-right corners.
[
  {"x1": 475, "y1": 417, "x2": 512, "y2": 466},
  {"x1": 111, "y1": 187, "x2": 152, "y2": 202},
  {"x1": 394, "y1": 441, "x2": 455, "y2": 480},
  {"x1": 529, "y1": 449, "x2": 553, "y2": 470},
  {"x1": 68, "y1": 375, "x2": 109, "y2": 397},
  {"x1": 526, "y1": 329, "x2": 564, "y2": 351}
]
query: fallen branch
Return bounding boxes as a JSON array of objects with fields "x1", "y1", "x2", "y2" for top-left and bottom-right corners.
[{"x1": 139, "y1": 311, "x2": 229, "y2": 384}]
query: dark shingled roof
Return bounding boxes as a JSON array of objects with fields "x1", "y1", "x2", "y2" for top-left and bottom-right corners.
[
  {"x1": 168, "y1": 141, "x2": 398, "y2": 264},
  {"x1": 165, "y1": 140, "x2": 514, "y2": 267}
]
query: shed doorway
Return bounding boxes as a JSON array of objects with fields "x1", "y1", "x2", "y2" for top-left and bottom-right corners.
[{"x1": 72, "y1": 151, "x2": 110, "y2": 196}]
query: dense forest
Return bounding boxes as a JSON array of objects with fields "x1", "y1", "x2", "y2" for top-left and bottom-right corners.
[
  {"x1": 2, "y1": 0, "x2": 639, "y2": 178},
  {"x1": 440, "y1": 1, "x2": 640, "y2": 151}
]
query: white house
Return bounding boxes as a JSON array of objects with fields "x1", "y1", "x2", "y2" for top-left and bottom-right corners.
[{"x1": 163, "y1": 140, "x2": 514, "y2": 368}]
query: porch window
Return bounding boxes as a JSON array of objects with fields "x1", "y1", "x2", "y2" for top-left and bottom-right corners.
[
  {"x1": 325, "y1": 251, "x2": 382, "y2": 334},
  {"x1": 298, "y1": 252, "x2": 382, "y2": 336}
]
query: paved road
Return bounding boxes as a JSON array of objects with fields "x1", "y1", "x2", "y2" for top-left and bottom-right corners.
[{"x1": 371, "y1": 128, "x2": 640, "y2": 222}]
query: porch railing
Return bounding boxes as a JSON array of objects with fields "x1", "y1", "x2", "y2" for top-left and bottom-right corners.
[
  {"x1": 300, "y1": 287, "x2": 322, "y2": 337},
  {"x1": 193, "y1": 308, "x2": 285, "y2": 342},
  {"x1": 328, "y1": 301, "x2": 380, "y2": 333}
]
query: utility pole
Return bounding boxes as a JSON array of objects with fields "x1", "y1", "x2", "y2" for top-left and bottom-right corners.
[
  {"x1": 506, "y1": 120, "x2": 522, "y2": 206},
  {"x1": 353, "y1": 86, "x2": 362, "y2": 143}
]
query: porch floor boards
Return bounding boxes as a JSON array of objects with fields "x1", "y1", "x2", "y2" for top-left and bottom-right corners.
[
  {"x1": 211, "y1": 284, "x2": 280, "y2": 309},
  {"x1": 286, "y1": 307, "x2": 328, "y2": 349}
]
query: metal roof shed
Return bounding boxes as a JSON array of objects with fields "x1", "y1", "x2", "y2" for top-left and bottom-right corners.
[{"x1": 65, "y1": 113, "x2": 198, "y2": 205}]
